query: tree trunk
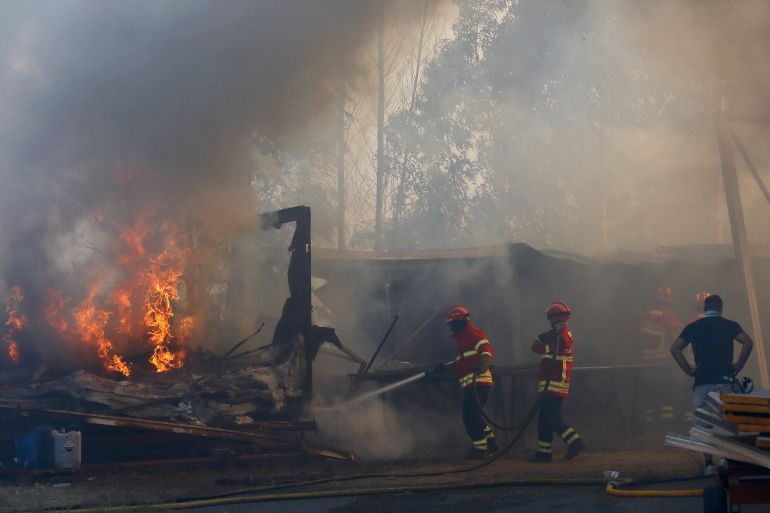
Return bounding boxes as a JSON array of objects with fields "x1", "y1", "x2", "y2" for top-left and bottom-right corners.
[
  {"x1": 375, "y1": 2, "x2": 385, "y2": 250},
  {"x1": 337, "y1": 81, "x2": 346, "y2": 250}
]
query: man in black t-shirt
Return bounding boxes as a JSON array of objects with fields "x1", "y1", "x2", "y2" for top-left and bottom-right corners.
[{"x1": 670, "y1": 294, "x2": 754, "y2": 476}]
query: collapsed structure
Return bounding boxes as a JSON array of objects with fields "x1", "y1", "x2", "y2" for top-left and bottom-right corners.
[{"x1": 0, "y1": 206, "x2": 357, "y2": 469}]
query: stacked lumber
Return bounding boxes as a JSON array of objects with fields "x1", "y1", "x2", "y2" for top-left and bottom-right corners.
[{"x1": 666, "y1": 389, "x2": 770, "y2": 469}]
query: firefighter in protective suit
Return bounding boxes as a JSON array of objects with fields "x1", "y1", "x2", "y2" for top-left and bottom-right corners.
[
  {"x1": 639, "y1": 286, "x2": 683, "y2": 435},
  {"x1": 445, "y1": 305, "x2": 499, "y2": 458},
  {"x1": 529, "y1": 301, "x2": 585, "y2": 462}
]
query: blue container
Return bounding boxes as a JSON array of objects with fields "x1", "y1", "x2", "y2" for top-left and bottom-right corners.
[{"x1": 15, "y1": 426, "x2": 54, "y2": 469}]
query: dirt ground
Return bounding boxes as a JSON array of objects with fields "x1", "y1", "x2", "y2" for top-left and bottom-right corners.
[{"x1": 0, "y1": 448, "x2": 705, "y2": 512}]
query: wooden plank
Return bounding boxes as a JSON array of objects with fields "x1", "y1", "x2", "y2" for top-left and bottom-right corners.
[
  {"x1": 725, "y1": 413, "x2": 770, "y2": 426},
  {"x1": 3, "y1": 406, "x2": 292, "y2": 444},
  {"x1": 738, "y1": 424, "x2": 770, "y2": 434},
  {"x1": 757, "y1": 436, "x2": 770, "y2": 449},
  {"x1": 721, "y1": 390, "x2": 770, "y2": 406},
  {"x1": 723, "y1": 403, "x2": 770, "y2": 415}
]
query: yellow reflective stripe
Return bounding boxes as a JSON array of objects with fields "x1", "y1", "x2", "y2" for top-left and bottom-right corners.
[
  {"x1": 538, "y1": 441, "x2": 552, "y2": 448},
  {"x1": 541, "y1": 355, "x2": 573, "y2": 362},
  {"x1": 538, "y1": 380, "x2": 570, "y2": 393},
  {"x1": 455, "y1": 349, "x2": 478, "y2": 361},
  {"x1": 474, "y1": 339, "x2": 490, "y2": 351},
  {"x1": 480, "y1": 351, "x2": 493, "y2": 358},
  {"x1": 560, "y1": 428, "x2": 575, "y2": 439},
  {"x1": 565, "y1": 433, "x2": 581, "y2": 444},
  {"x1": 459, "y1": 370, "x2": 493, "y2": 388}
]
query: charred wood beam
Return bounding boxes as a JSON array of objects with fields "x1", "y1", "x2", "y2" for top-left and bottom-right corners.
[{"x1": 0, "y1": 406, "x2": 302, "y2": 444}]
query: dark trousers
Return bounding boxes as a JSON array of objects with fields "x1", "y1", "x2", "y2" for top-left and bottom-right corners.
[
  {"x1": 462, "y1": 385, "x2": 493, "y2": 449},
  {"x1": 537, "y1": 395, "x2": 580, "y2": 453}
]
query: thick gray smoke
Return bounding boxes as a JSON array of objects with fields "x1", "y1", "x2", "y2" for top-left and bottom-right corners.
[
  {"x1": 0, "y1": 0, "x2": 385, "y2": 236},
  {"x1": 0, "y1": 0, "x2": 408, "y2": 371}
]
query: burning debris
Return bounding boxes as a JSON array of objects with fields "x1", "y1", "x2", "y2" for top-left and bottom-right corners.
[
  {"x1": 0, "y1": 206, "x2": 353, "y2": 471},
  {"x1": 4, "y1": 285, "x2": 25, "y2": 365},
  {"x1": 3, "y1": 215, "x2": 195, "y2": 377}
]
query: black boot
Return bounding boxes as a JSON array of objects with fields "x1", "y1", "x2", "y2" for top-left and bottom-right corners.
[{"x1": 566, "y1": 438, "x2": 585, "y2": 460}]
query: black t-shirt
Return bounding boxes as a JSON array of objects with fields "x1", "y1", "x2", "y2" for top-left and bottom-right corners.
[{"x1": 679, "y1": 315, "x2": 743, "y2": 386}]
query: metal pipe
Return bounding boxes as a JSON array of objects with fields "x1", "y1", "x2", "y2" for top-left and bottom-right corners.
[{"x1": 362, "y1": 315, "x2": 399, "y2": 375}]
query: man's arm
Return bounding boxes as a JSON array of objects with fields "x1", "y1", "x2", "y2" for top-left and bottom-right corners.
[
  {"x1": 733, "y1": 331, "x2": 754, "y2": 374},
  {"x1": 670, "y1": 337, "x2": 696, "y2": 376}
]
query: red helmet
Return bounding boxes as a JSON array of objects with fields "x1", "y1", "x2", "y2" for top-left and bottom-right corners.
[
  {"x1": 657, "y1": 287, "x2": 673, "y2": 303},
  {"x1": 695, "y1": 291, "x2": 711, "y2": 310},
  {"x1": 445, "y1": 305, "x2": 470, "y2": 323},
  {"x1": 546, "y1": 301, "x2": 570, "y2": 322}
]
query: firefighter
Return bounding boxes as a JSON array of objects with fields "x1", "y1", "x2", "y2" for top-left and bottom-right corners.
[
  {"x1": 529, "y1": 301, "x2": 585, "y2": 462},
  {"x1": 445, "y1": 305, "x2": 499, "y2": 458},
  {"x1": 640, "y1": 287, "x2": 683, "y2": 361},
  {"x1": 639, "y1": 286, "x2": 683, "y2": 433}
]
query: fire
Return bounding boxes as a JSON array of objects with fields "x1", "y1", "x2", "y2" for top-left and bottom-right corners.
[
  {"x1": 112, "y1": 288, "x2": 133, "y2": 335},
  {"x1": 4, "y1": 285, "x2": 26, "y2": 364},
  {"x1": 142, "y1": 233, "x2": 190, "y2": 373},
  {"x1": 73, "y1": 286, "x2": 131, "y2": 377},
  {"x1": 36, "y1": 215, "x2": 195, "y2": 377}
]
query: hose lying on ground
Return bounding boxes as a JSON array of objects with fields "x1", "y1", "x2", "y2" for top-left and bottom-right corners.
[
  {"x1": 605, "y1": 481, "x2": 704, "y2": 497},
  {"x1": 46, "y1": 477, "x2": 625, "y2": 513},
  {"x1": 46, "y1": 475, "x2": 710, "y2": 513}
]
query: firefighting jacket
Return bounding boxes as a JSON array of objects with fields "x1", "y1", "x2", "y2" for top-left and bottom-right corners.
[
  {"x1": 639, "y1": 307, "x2": 681, "y2": 361},
  {"x1": 532, "y1": 326, "x2": 574, "y2": 397},
  {"x1": 453, "y1": 322, "x2": 494, "y2": 389}
]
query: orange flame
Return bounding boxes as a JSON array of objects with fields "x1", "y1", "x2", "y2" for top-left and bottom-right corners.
[
  {"x1": 4, "y1": 285, "x2": 26, "y2": 364},
  {"x1": 37, "y1": 215, "x2": 195, "y2": 377},
  {"x1": 73, "y1": 286, "x2": 131, "y2": 376},
  {"x1": 142, "y1": 234, "x2": 189, "y2": 373},
  {"x1": 112, "y1": 288, "x2": 133, "y2": 335}
]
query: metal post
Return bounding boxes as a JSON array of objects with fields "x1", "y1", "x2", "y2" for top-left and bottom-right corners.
[{"x1": 715, "y1": 106, "x2": 769, "y2": 388}]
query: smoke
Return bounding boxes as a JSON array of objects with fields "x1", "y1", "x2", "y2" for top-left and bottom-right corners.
[
  {"x1": 0, "y1": 0, "x2": 386, "y2": 234},
  {"x1": 0, "y1": 0, "x2": 444, "y2": 371},
  {"x1": 312, "y1": 395, "x2": 465, "y2": 461}
]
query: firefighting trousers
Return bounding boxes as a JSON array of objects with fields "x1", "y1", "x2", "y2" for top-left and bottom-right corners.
[
  {"x1": 537, "y1": 395, "x2": 581, "y2": 454},
  {"x1": 462, "y1": 385, "x2": 494, "y2": 451}
]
